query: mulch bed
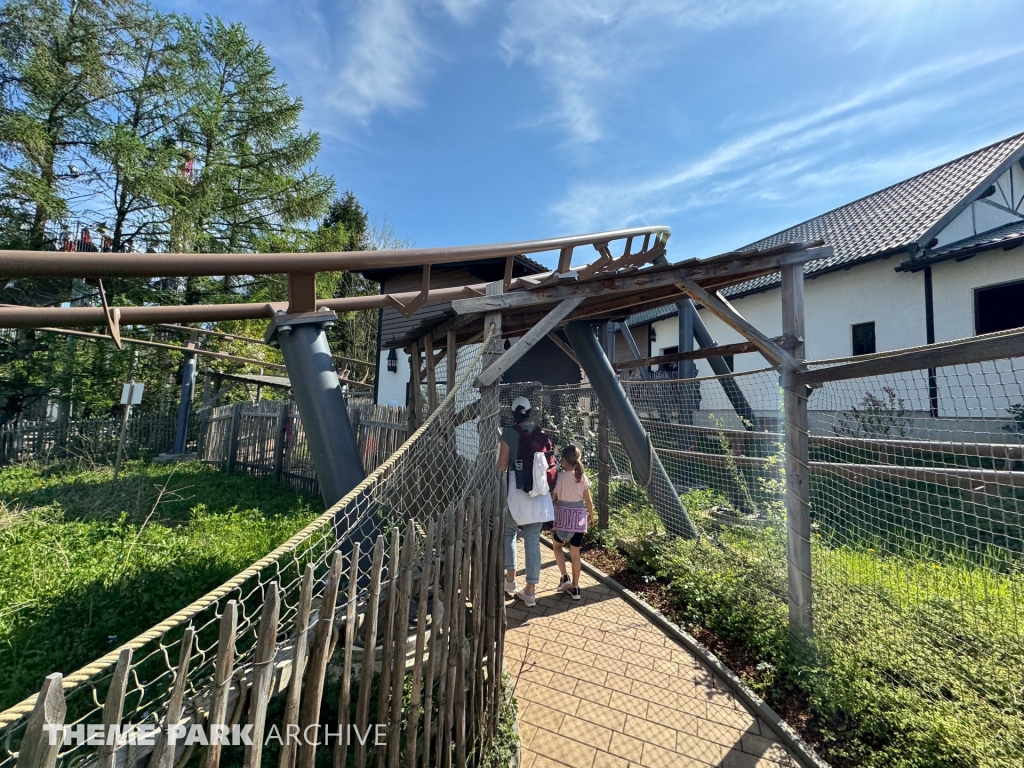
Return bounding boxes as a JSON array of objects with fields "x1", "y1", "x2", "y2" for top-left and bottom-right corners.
[{"x1": 580, "y1": 541, "x2": 831, "y2": 762}]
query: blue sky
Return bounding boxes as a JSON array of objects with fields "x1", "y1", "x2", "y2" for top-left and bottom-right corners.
[{"x1": 166, "y1": 0, "x2": 1024, "y2": 267}]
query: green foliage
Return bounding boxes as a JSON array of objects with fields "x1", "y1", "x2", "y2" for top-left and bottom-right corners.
[
  {"x1": 0, "y1": 459, "x2": 319, "y2": 708},
  {"x1": 834, "y1": 387, "x2": 913, "y2": 438},
  {"x1": 479, "y1": 672, "x2": 521, "y2": 768},
  {"x1": 1003, "y1": 403, "x2": 1024, "y2": 441},
  {"x1": 603, "y1": 483, "x2": 1024, "y2": 767}
]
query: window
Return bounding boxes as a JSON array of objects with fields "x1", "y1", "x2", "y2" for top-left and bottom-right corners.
[
  {"x1": 723, "y1": 355, "x2": 735, "y2": 372},
  {"x1": 659, "y1": 346, "x2": 678, "y2": 375},
  {"x1": 852, "y1": 322, "x2": 875, "y2": 356},
  {"x1": 975, "y1": 279, "x2": 1024, "y2": 335}
]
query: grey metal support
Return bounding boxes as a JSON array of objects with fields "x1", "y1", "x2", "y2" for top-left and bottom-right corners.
[
  {"x1": 266, "y1": 311, "x2": 366, "y2": 508},
  {"x1": 614, "y1": 323, "x2": 650, "y2": 380},
  {"x1": 565, "y1": 320, "x2": 698, "y2": 540},
  {"x1": 781, "y1": 264, "x2": 813, "y2": 638},
  {"x1": 172, "y1": 351, "x2": 197, "y2": 455}
]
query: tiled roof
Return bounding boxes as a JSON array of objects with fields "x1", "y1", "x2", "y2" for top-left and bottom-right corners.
[
  {"x1": 724, "y1": 131, "x2": 1024, "y2": 296},
  {"x1": 625, "y1": 305, "x2": 678, "y2": 328},
  {"x1": 929, "y1": 219, "x2": 1024, "y2": 258}
]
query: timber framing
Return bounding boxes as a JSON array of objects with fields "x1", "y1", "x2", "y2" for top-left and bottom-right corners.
[{"x1": 612, "y1": 341, "x2": 760, "y2": 371}]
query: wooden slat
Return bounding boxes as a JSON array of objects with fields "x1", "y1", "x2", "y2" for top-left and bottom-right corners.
[
  {"x1": 676, "y1": 279, "x2": 802, "y2": 371},
  {"x1": 335, "y1": 542, "x2": 361, "y2": 768},
  {"x1": 16, "y1": 674, "x2": 64, "y2": 768},
  {"x1": 386, "y1": 531, "x2": 416, "y2": 768},
  {"x1": 205, "y1": 602, "x2": 237, "y2": 768},
  {"x1": 97, "y1": 647, "x2": 132, "y2": 768},
  {"x1": 474, "y1": 297, "x2": 585, "y2": 387},
  {"x1": 152, "y1": 627, "x2": 194, "y2": 768},
  {"x1": 450, "y1": 246, "x2": 832, "y2": 315},
  {"x1": 355, "y1": 537, "x2": 386, "y2": 768},
  {"x1": 375, "y1": 528, "x2": 401, "y2": 749},
  {"x1": 280, "y1": 567, "x2": 313, "y2": 768},
  {"x1": 612, "y1": 341, "x2": 759, "y2": 370},
  {"x1": 420, "y1": 515, "x2": 447, "y2": 768},
  {"x1": 784, "y1": 329, "x2": 1024, "y2": 388},
  {"x1": 243, "y1": 584, "x2": 281, "y2": 768},
  {"x1": 297, "y1": 553, "x2": 342, "y2": 768},
  {"x1": 436, "y1": 502, "x2": 463, "y2": 768},
  {"x1": 405, "y1": 520, "x2": 435, "y2": 768}
]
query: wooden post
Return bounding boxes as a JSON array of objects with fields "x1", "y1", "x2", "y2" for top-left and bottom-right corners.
[
  {"x1": 408, "y1": 340, "x2": 421, "y2": 435},
  {"x1": 297, "y1": 553, "x2": 342, "y2": 768},
  {"x1": 405, "y1": 520, "x2": 435, "y2": 768},
  {"x1": 16, "y1": 673, "x2": 64, "y2": 768},
  {"x1": 781, "y1": 263, "x2": 812, "y2": 639},
  {"x1": 447, "y1": 329, "x2": 457, "y2": 398},
  {"x1": 273, "y1": 401, "x2": 289, "y2": 480},
  {"x1": 281, "y1": 567, "x2": 313, "y2": 768},
  {"x1": 152, "y1": 627, "x2": 194, "y2": 768},
  {"x1": 335, "y1": 543, "x2": 361, "y2": 768},
  {"x1": 243, "y1": 584, "x2": 280, "y2": 768},
  {"x1": 226, "y1": 402, "x2": 243, "y2": 474},
  {"x1": 425, "y1": 333, "x2": 438, "y2": 413},
  {"x1": 386, "y1": 531, "x2": 416, "y2": 768},
  {"x1": 205, "y1": 602, "x2": 237, "y2": 768},
  {"x1": 355, "y1": 537, "x2": 386, "y2": 768},
  {"x1": 97, "y1": 647, "x2": 133, "y2": 768},
  {"x1": 376, "y1": 529, "x2": 402, "y2": 739}
]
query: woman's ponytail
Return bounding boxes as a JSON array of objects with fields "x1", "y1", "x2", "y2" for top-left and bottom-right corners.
[{"x1": 562, "y1": 445, "x2": 585, "y2": 482}]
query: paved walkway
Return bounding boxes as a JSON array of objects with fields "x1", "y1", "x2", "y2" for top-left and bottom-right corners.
[{"x1": 504, "y1": 542, "x2": 802, "y2": 768}]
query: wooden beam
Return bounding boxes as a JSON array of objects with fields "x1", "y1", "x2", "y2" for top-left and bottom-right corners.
[
  {"x1": 612, "y1": 341, "x2": 759, "y2": 370},
  {"x1": 450, "y1": 246, "x2": 832, "y2": 315},
  {"x1": 676, "y1": 279, "x2": 803, "y2": 372},
  {"x1": 474, "y1": 297, "x2": 585, "y2": 387},
  {"x1": 424, "y1": 333, "x2": 438, "y2": 412},
  {"x1": 783, "y1": 329, "x2": 1024, "y2": 388},
  {"x1": 547, "y1": 331, "x2": 580, "y2": 366},
  {"x1": 447, "y1": 329, "x2": 457, "y2": 391}
]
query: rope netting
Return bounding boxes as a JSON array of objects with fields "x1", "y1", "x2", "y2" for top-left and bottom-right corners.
[
  {"x1": 504, "y1": 349, "x2": 1024, "y2": 761},
  {"x1": 0, "y1": 331, "x2": 505, "y2": 768}
]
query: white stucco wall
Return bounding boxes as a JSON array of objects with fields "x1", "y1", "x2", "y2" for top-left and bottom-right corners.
[
  {"x1": 931, "y1": 242, "x2": 1024, "y2": 341},
  {"x1": 376, "y1": 347, "x2": 411, "y2": 406}
]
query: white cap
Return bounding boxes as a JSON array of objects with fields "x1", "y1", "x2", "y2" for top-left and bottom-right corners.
[{"x1": 511, "y1": 396, "x2": 531, "y2": 412}]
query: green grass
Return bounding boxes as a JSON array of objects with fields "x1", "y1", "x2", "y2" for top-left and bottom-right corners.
[
  {"x1": 598, "y1": 482, "x2": 1024, "y2": 768},
  {"x1": 0, "y1": 459, "x2": 320, "y2": 711}
]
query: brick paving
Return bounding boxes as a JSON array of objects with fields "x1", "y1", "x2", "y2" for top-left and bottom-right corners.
[{"x1": 505, "y1": 542, "x2": 802, "y2": 768}]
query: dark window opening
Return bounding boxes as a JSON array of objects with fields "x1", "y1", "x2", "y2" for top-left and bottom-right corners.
[
  {"x1": 975, "y1": 280, "x2": 1024, "y2": 335},
  {"x1": 660, "y1": 346, "x2": 678, "y2": 375},
  {"x1": 852, "y1": 322, "x2": 875, "y2": 356}
]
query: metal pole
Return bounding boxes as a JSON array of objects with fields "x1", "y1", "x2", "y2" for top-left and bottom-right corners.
[
  {"x1": 267, "y1": 312, "x2": 365, "y2": 508},
  {"x1": 565, "y1": 320, "x2": 698, "y2": 539},
  {"x1": 597, "y1": 322, "x2": 612, "y2": 530},
  {"x1": 782, "y1": 264, "x2": 812, "y2": 638},
  {"x1": 614, "y1": 322, "x2": 650, "y2": 380},
  {"x1": 113, "y1": 382, "x2": 135, "y2": 479},
  {"x1": 172, "y1": 351, "x2": 196, "y2": 455}
]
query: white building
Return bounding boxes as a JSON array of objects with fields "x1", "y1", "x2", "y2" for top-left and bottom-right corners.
[{"x1": 623, "y1": 131, "x2": 1024, "y2": 430}]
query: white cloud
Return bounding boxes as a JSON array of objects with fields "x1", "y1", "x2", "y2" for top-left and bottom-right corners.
[
  {"x1": 439, "y1": 0, "x2": 490, "y2": 24},
  {"x1": 552, "y1": 47, "x2": 1024, "y2": 232},
  {"x1": 498, "y1": 0, "x2": 803, "y2": 144}
]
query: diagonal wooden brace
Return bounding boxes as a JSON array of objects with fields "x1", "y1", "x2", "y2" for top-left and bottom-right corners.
[
  {"x1": 675, "y1": 279, "x2": 804, "y2": 372},
  {"x1": 473, "y1": 296, "x2": 585, "y2": 387}
]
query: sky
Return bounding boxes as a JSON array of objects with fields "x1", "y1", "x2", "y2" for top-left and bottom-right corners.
[{"x1": 164, "y1": 0, "x2": 1024, "y2": 268}]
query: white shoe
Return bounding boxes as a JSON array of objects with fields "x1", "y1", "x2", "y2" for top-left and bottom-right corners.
[
  {"x1": 556, "y1": 574, "x2": 572, "y2": 593},
  {"x1": 504, "y1": 577, "x2": 517, "y2": 595},
  {"x1": 518, "y1": 590, "x2": 538, "y2": 608}
]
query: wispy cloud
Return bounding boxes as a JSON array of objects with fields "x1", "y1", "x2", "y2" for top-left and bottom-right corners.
[
  {"x1": 498, "y1": 0, "x2": 804, "y2": 143},
  {"x1": 552, "y1": 47, "x2": 1024, "y2": 232}
]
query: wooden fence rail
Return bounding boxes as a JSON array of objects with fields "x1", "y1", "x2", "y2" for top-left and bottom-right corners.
[{"x1": 0, "y1": 414, "x2": 177, "y2": 464}]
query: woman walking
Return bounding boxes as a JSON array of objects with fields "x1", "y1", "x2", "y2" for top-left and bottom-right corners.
[{"x1": 496, "y1": 396, "x2": 555, "y2": 607}]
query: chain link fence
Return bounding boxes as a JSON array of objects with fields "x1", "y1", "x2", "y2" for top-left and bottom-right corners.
[
  {"x1": 0, "y1": 331, "x2": 505, "y2": 768},
  {"x1": 501, "y1": 344, "x2": 1024, "y2": 763}
]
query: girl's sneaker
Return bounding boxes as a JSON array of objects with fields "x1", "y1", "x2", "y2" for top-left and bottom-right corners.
[
  {"x1": 504, "y1": 577, "x2": 517, "y2": 596},
  {"x1": 518, "y1": 590, "x2": 538, "y2": 608},
  {"x1": 570, "y1": 586, "x2": 582, "y2": 601},
  {"x1": 556, "y1": 574, "x2": 572, "y2": 592}
]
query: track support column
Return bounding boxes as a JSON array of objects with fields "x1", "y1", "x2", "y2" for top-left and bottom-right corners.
[
  {"x1": 266, "y1": 309, "x2": 365, "y2": 509},
  {"x1": 565, "y1": 320, "x2": 698, "y2": 539},
  {"x1": 172, "y1": 349, "x2": 197, "y2": 455}
]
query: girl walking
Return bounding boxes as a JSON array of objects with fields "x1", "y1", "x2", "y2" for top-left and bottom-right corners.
[{"x1": 551, "y1": 445, "x2": 595, "y2": 600}]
